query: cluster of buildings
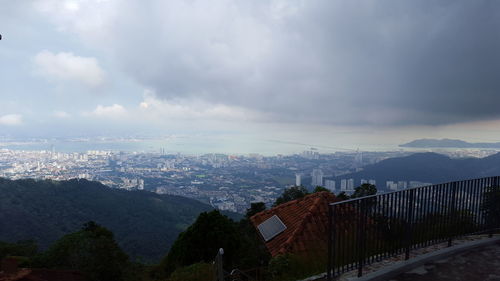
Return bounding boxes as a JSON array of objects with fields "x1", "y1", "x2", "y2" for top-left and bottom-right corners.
[{"x1": 0, "y1": 146, "x2": 434, "y2": 213}]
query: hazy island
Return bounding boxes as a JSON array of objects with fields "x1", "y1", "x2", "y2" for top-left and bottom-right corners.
[{"x1": 400, "y1": 138, "x2": 500, "y2": 149}]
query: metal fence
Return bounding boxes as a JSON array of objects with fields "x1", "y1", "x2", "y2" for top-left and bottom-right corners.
[{"x1": 327, "y1": 176, "x2": 500, "y2": 280}]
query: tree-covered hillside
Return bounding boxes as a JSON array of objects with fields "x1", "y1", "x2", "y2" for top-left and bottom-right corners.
[
  {"x1": 334, "y1": 152, "x2": 500, "y2": 188},
  {"x1": 0, "y1": 178, "x2": 231, "y2": 262}
]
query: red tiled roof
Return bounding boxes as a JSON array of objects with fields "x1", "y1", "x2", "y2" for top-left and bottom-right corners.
[
  {"x1": 250, "y1": 191, "x2": 339, "y2": 257},
  {"x1": 0, "y1": 269, "x2": 85, "y2": 281}
]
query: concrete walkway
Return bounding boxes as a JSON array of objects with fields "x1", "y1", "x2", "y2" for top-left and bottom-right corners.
[{"x1": 389, "y1": 240, "x2": 500, "y2": 281}]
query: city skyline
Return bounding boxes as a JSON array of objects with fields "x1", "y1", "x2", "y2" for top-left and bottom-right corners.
[{"x1": 1, "y1": 1, "x2": 500, "y2": 152}]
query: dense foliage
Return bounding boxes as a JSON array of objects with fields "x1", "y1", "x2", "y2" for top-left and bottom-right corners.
[
  {"x1": 32, "y1": 222, "x2": 136, "y2": 281},
  {"x1": 0, "y1": 240, "x2": 37, "y2": 260},
  {"x1": 350, "y1": 183, "x2": 377, "y2": 199},
  {"x1": 0, "y1": 177, "x2": 239, "y2": 262},
  {"x1": 161, "y1": 210, "x2": 241, "y2": 275},
  {"x1": 273, "y1": 186, "x2": 309, "y2": 206}
]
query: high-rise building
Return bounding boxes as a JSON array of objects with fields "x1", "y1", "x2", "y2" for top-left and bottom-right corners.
[
  {"x1": 295, "y1": 173, "x2": 302, "y2": 186},
  {"x1": 361, "y1": 179, "x2": 376, "y2": 186},
  {"x1": 397, "y1": 181, "x2": 408, "y2": 190},
  {"x1": 341, "y1": 179, "x2": 347, "y2": 191},
  {"x1": 386, "y1": 181, "x2": 398, "y2": 191},
  {"x1": 311, "y1": 169, "x2": 324, "y2": 187},
  {"x1": 325, "y1": 180, "x2": 336, "y2": 191},
  {"x1": 347, "y1": 178, "x2": 354, "y2": 190}
]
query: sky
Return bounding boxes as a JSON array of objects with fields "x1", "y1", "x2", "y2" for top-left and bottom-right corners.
[{"x1": 1, "y1": 1, "x2": 500, "y2": 152}]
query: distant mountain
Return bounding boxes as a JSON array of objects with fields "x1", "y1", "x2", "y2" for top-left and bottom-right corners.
[
  {"x1": 400, "y1": 138, "x2": 500, "y2": 148},
  {"x1": 334, "y1": 152, "x2": 500, "y2": 189},
  {"x1": 0, "y1": 178, "x2": 239, "y2": 262}
]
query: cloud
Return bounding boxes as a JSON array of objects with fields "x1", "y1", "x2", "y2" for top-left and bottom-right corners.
[
  {"x1": 138, "y1": 90, "x2": 262, "y2": 121},
  {"x1": 0, "y1": 114, "x2": 23, "y2": 126},
  {"x1": 34, "y1": 50, "x2": 105, "y2": 87},
  {"x1": 53, "y1": 111, "x2": 71, "y2": 118},
  {"x1": 35, "y1": 1, "x2": 500, "y2": 126},
  {"x1": 85, "y1": 104, "x2": 127, "y2": 119}
]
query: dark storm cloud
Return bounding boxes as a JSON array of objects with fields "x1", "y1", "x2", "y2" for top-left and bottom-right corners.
[{"x1": 44, "y1": 0, "x2": 500, "y2": 126}]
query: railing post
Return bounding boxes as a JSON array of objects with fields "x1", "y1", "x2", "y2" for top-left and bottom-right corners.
[
  {"x1": 405, "y1": 189, "x2": 415, "y2": 260},
  {"x1": 489, "y1": 177, "x2": 498, "y2": 238},
  {"x1": 357, "y1": 200, "x2": 367, "y2": 277},
  {"x1": 327, "y1": 204, "x2": 333, "y2": 281},
  {"x1": 216, "y1": 248, "x2": 224, "y2": 281},
  {"x1": 448, "y1": 182, "x2": 457, "y2": 247}
]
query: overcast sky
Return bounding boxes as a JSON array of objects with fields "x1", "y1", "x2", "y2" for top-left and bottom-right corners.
[{"x1": 1, "y1": 1, "x2": 500, "y2": 151}]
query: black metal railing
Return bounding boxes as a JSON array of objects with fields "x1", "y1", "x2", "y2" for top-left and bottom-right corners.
[{"x1": 327, "y1": 176, "x2": 500, "y2": 280}]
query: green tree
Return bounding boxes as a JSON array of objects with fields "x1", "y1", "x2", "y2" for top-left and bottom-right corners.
[
  {"x1": 274, "y1": 186, "x2": 309, "y2": 206},
  {"x1": 245, "y1": 202, "x2": 266, "y2": 219},
  {"x1": 161, "y1": 210, "x2": 241, "y2": 277},
  {"x1": 350, "y1": 183, "x2": 377, "y2": 199},
  {"x1": 336, "y1": 192, "x2": 349, "y2": 201},
  {"x1": 0, "y1": 240, "x2": 37, "y2": 260},
  {"x1": 313, "y1": 186, "x2": 329, "y2": 193},
  {"x1": 237, "y1": 203, "x2": 271, "y2": 270},
  {"x1": 33, "y1": 221, "x2": 132, "y2": 281}
]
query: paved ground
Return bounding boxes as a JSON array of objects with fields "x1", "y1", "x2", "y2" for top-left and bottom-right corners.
[{"x1": 389, "y1": 240, "x2": 500, "y2": 281}]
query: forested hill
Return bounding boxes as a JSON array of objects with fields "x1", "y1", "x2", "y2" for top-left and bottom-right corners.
[
  {"x1": 334, "y1": 152, "x2": 500, "y2": 189},
  {"x1": 0, "y1": 178, "x2": 234, "y2": 263}
]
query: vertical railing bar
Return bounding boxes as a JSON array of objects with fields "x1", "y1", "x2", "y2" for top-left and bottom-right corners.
[
  {"x1": 384, "y1": 192, "x2": 392, "y2": 257},
  {"x1": 405, "y1": 189, "x2": 414, "y2": 260},
  {"x1": 465, "y1": 179, "x2": 473, "y2": 235},
  {"x1": 481, "y1": 178, "x2": 486, "y2": 228},
  {"x1": 439, "y1": 183, "x2": 446, "y2": 242},
  {"x1": 395, "y1": 190, "x2": 402, "y2": 256},
  {"x1": 429, "y1": 185, "x2": 435, "y2": 247},
  {"x1": 478, "y1": 178, "x2": 483, "y2": 229},
  {"x1": 416, "y1": 187, "x2": 423, "y2": 249},
  {"x1": 423, "y1": 185, "x2": 430, "y2": 247},
  {"x1": 415, "y1": 187, "x2": 421, "y2": 249},
  {"x1": 474, "y1": 177, "x2": 480, "y2": 230},
  {"x1": 356, "y1": 200, "x2": 363, "y2": 277},
  {"x1": 459, "y1": 180, "x2": 467, "y2": 236},
  {"x1": 390, "y1": 191, "x2": 396, "y2": 257},
  {"x1": 382, "y1": 193, "x2": 388, "y2": 259},
  {"x1": 412, "y1": 188, "x2": 418, "y2": 250},
  {"x1": 497, "y1": 176, "x2": 500, "y2": 230},
  {"x1": 486, "y1": 177, "x2": 491, "y2": 237},
  {"x1": 422, "y1": 186, "x2": 429, "y2": 248},
  {"x1": 436, "y1": 183, "x2": 443, "y2": 244},
  {"x1": 430, "y1": 185, "x2": 439, "y2": 244},
  {"x1": 470, "y1": 178, "x2": 476, "y2": 232},
  {"x1": 419, "y1": 186, "x2": 424, "y2": 248},
  {"x1": 429, "y1": 184, "x2": 434, "y2": 246},
  {"x1": 431, "y1": 185, "x2": 439, "y2": 244},
  {"x1": 448, "y1": 181, "x2": 457, "y2": 247},
  {"x1": 327, "y1": 204, "x2": 333, "y2": 281},
  {"x1": 402, "y1": 190, "x2": 408, "y2": 255},
  {"x1": 339, "y1": 205, "x2": 344, "y2": 274},
  {"x1": 445, "y1": 182, "x2": 450, "y2": 241},
  {"x1": 368, "y1": 196, "x2": 374, "y2": 264},
  {"x1": 380, "y1": 194, "x2": 385, "y2": 260},
  {"x1": 489, "y1": 176, "x2": 497, "y2": 237}
]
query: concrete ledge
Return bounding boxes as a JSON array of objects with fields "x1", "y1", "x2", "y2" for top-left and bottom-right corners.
[{"x1": 353, "y1": 236, "x2": 500, "y2": 281}]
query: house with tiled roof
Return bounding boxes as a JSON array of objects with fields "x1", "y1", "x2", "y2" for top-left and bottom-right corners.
[{"x1": 250, "y1": 191, "x2": 339, "y2": 258}]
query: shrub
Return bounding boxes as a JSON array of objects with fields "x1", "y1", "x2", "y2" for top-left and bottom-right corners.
[{"x1": 167, "y1": 263, "x2": 214, "y2": 281}]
